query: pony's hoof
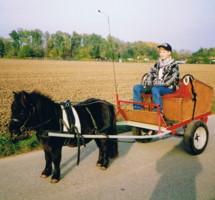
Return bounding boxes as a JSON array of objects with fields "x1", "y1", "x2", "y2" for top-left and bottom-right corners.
[
  {"x1": 96, "y1": 163, "x2": 102, "y2": 167},
  {"x1": 40, "y1": 174, "x2": 49, "y2": 178},
  {"x1": 50, "y1": 178, "x2": 59, "y2": 184},
  {"x1": 100, "y1": 166, "x2": 108, "y2": 170}
]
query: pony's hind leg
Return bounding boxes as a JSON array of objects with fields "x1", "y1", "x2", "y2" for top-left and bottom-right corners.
[
  {"x1": 95, "y1": 138, "x2": 109, "y2": 170},
  {"x1": 95, "y1": 139, "x2": 103, "y2": 167},
  {"x1": 95, "y1": 129, "x2": 118, "y2": 169},
  {"x1": 108, "y1": 138, "x2": 118, "y2": 159},
  {"x1": 106, "y1": 126, "x2": 118, "y2": 159}
]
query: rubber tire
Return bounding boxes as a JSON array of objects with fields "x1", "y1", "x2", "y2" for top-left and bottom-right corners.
[
  {"x1": 183, "y1": 120, "x2": 209, "y2": 155},
  {"x1": 132, "y1": 127, "x2": 152, "y2": 143}
]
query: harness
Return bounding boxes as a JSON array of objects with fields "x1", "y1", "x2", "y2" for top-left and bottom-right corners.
[
  {"x1": 85, "y1": 107, "x2": 98, "y2": 133},
  {"x1": 60, "y1": 100, "x2": 110, "y2": 165},
  {"x1": 60, "y1": 101, "x2": 81, "y2": 133},
  {"x1": 60, "y1": 100, "x2": 102, "y2": 165}
]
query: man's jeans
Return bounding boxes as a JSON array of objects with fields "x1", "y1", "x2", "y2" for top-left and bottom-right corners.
[{"x1": 133, "y1": 84, "x2": 174, "y2": 110}]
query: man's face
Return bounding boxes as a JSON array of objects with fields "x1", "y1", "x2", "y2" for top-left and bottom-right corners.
[{"x1": 159, "y1": 48, "x2": 171, "y2": 60}]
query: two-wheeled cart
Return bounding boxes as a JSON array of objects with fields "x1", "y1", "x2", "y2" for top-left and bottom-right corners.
[{"x1": 116, "y1": 74, "x2": 213, "y2": 155}]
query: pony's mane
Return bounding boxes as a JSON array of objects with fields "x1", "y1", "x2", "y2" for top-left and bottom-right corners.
[
  {"x1": 29, "y1": 90, "x2": 54, "y2": 104},
  {"x1": 14, "y1": 90, "x2": 54, "y2": 105}
]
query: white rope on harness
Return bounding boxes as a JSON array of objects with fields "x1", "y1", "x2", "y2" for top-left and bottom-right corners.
[
  {"x1": 71, "y1": 106, "x2": 81, "y2": 133},
  {"x1": 60, "y1": 105, "x2": 81, "y2": 133}
]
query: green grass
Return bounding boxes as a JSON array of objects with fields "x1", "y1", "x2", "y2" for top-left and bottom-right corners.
[{"x1": 0, "y1": 134, "x2": 41, "y2": 158}]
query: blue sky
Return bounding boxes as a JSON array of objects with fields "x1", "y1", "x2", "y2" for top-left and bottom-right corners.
[{"x1": 0, "y1": 0, "x2": 214, "y2": 51}]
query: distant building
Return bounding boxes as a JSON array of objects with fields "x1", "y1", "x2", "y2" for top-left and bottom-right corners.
[{"x1": 209, "y1": 57, "x2": 215, "y2": 63}]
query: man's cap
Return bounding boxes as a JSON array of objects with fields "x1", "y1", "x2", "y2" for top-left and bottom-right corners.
[{"x1": 157, "y1": 43, "x2": 172, "y2": 52}]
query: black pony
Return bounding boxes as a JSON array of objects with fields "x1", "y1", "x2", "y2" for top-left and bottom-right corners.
[{"x1": 9, "y1": 91, "x2": 118, "y2": 183}]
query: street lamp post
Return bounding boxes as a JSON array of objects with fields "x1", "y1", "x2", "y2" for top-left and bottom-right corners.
[{"x1": 98, "y1": 9, "x2": 118, "y2": 98}]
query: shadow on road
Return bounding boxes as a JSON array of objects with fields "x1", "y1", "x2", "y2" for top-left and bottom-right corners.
[
  {"x1": 61, "y1": 137, "x2": 134, "y2": 178},
  {"x1": 150, "y1": 142, "x2": 202, "y2": 200},
  {"x1": 108, "y1": 139, "x2": 134, "y2": 167},
  {"x1": 118, "y1": 140, "x2": 134, "y2": 157},
  {"x1": 61, "y1": 143, "x2": 97, "y2": 178}
]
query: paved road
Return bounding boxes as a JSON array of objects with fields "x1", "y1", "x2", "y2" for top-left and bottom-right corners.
[{"x1": 0, "y1": 116, "x2": 215, "y2": 200}]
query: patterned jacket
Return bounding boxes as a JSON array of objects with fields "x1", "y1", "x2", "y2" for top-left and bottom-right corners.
[{"x1": 144, "y1": 60, "x2": 180, "y2": 90}]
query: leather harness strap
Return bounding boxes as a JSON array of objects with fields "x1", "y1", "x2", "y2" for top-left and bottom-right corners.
[
  {"x1": 85, "y1": 107, "x2": 98, "y2": 133},
  {"x1": 60, "y1": 101, "x2": 84, "y2": 165}
]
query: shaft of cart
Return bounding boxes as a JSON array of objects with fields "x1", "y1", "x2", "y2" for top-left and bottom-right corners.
[{"x1": 48, "y1": 131, "x2": 171, "y2": 140}]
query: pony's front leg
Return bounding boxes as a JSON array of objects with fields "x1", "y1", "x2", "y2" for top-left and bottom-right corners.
[
  {"x1": 41, "y1": 144, "x2": 52, "y2": 178},
  {"x1": 50, "y1": 146, "x2": 62, "y2": 183}
]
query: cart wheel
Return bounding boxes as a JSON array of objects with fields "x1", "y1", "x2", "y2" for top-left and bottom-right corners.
[
  {"x1": 183, "y1": 120, "x2": 209, "y2": 155},
  {"x1": 132, "y1": 127, "x2": 153, "y2": 143},
  {"x1": 140, "y1": 73, "x2": 148, "y2": 85}
]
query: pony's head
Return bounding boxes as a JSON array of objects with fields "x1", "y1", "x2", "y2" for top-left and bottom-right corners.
[{"x1": 9, "y1": 91, "x2": 35, "y2": 137}]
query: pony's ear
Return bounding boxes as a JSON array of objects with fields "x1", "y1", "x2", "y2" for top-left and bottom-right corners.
[
  {"x1": 13, "y1": 91, "x2": 18, "y2": 96},
  {"x1": 20, "y1": 91, "x2": 29, "y2": 107}
]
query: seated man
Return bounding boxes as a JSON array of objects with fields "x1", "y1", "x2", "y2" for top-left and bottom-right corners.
[{"x1": 133, "y1": 43, "x2": 180, "y2": 112}]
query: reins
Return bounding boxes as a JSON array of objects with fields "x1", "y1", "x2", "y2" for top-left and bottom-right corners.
[{"x1": 20, "y1": 118, "x2": 53, "y2": 132}]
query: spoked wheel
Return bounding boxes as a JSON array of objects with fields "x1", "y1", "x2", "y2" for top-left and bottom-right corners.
[
  {"x1": 132, "y1": 127, "x2": 154, "y2": 143},
  {"x1": 183, "y1": 120, "x2": 209, "y2": 155},
  {"x1": 140, "y1": 73, "x2": 149, "y2": 85}
]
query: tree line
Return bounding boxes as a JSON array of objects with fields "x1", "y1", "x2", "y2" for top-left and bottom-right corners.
[
  {"x1": 0, "y1": 29, "x2": 214, "y2": 63},
  {"x1": 0, "y1": 29, "x2": 159, "y2": 61}
]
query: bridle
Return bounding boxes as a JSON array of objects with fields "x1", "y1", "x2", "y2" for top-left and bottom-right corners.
[
  {"x1": 20, "y1": 117, "x2": 53, "y2": 133},
  {"x1": 11, "y1": 104, "x2": 53, "y2": 134}
]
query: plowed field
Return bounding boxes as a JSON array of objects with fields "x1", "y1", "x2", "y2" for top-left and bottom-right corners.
[{"x1": 0, "y1": 59, "x2": 215, "y2": 133}]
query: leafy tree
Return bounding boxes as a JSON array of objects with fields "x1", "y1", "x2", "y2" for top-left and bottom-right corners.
[
  {"x1": 123, "y1": 47, "x2": 135, "y2": 59},
  {"x1": 44, "y1": 31, "x2": 50, "y2": 57},
  {"x1": 17, "y1": 29, "x2": 31, "y2": 47},
  {"x1": 3, "y1": 39, "x2": 15, "y2": 57},
  {"x1": 8, "y1": 29, "x2": 44, "y2": 58},
  {"x1": 70, "y1": 32, "x2": 82, "y2": 58},
  {"x1": 47, "y1": 31, "x2": 71, "y2": 59},
  {"x1": 76, "y1": 47, "x2": 91, "y2": 60},
  {"x1": 0, "y1": 38, "x2": 5, "y2": 57},
  {"x1": 30, "y1": 29, "x2": 44, "y2": 57},
  {"x1": 188, "y1": 48, "x2": 215, "y2": 63},
  {"x1": 18, "y1": 45, "x2": 34, "y2": 58},
  {"x1": 31, "y1": 30, "x2": 43, "y2": 48},
  {"x1": 149, "y1": 48, "x2": 159, "y2": 60},
  {"x1": 9, "y1": 30, "x2": 20, "y2": 56},
  {"x1": 81, "y1": 33, "x2": 107, "y2": 59}
]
